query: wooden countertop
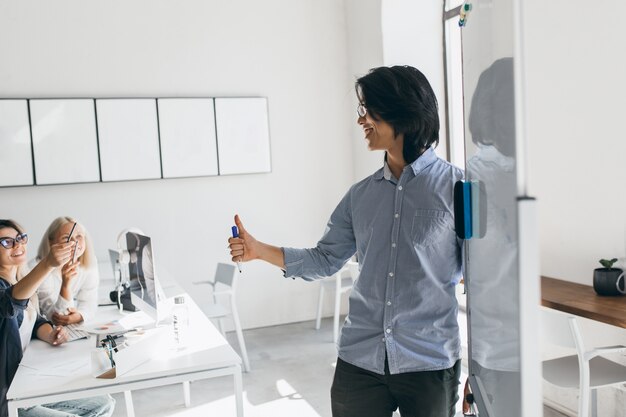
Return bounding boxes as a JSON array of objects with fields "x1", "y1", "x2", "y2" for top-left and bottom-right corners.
[{"x1": 542, "y1": 276, "x2": 626, "y2": 328}]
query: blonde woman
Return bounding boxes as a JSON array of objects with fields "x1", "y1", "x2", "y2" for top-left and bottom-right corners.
[
  {"x1": 34, "y1": 217, "x2": 99, "y2": 325},
  {"x1": 0, "y1": 219, "x2": 114, "y2": 417}
]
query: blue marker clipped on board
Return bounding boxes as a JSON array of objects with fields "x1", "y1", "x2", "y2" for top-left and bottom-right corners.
[{"x1": 231, "y1": 225, "x2": 242, "y2": 273}]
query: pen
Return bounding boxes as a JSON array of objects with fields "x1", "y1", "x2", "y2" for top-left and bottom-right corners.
[
  {"x1": 66, "y1": 222, "x2": 77, "y2": 243},
  {"x1": 65, "y1": 222, "x2": 78, "y2": 264},
  {"x1": 70, "y1": 239, "x2": 79, "y2": 264},
  {"x1": 231, "y1": 226, "x2": 242, "y2": 273}
]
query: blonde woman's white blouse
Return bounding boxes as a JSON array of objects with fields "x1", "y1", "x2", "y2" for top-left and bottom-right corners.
[{"x1": 31, "y1": 259, "x2": 100, "y2": 322}]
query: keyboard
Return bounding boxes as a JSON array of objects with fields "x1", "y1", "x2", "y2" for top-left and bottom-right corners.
[{"x1": 64, "y1": 324, "x2": 90, "y2": 342}]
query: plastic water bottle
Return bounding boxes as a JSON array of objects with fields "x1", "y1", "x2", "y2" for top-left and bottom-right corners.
[{"x1": 172, "y1": 296, "x2": 189, "y2": 347}]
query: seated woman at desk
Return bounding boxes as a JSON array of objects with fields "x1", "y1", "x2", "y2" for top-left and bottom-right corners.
[
  {"x1": 0, "y1": 219, "x2": 115, "y2": 417},
  {"x1": 34, "y1": 217, "x2": 98, "y2": 325}
]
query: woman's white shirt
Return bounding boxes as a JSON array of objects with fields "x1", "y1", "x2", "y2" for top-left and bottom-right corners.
[
  {"x1": 18, "y1": 301, "x2": 37, "y2": 352},
  {"x1": 30, "y1": 259, "x2": 100, "y2": 322}
]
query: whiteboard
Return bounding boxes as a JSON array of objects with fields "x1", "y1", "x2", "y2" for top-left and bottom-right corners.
[
  {"x1": 461, "y1": 2, "x2": 541, "y2": 416},
  {"x1": 30, "y1": 99, "x2": 100, "y2": 185},
  {"x1": 0, "y1": 100, "x2": 33, "y2": 187},
  {"x1": 157, "y1": 98, "x2": 218, "y2": 178},
  {"x1": 215, "y1": 97, "x2": 271, "y2": 175},
  {"x1": 96, "y1": 99, "x2": 161, "y2": 182}
]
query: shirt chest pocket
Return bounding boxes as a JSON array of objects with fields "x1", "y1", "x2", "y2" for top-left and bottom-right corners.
[{"x1": 410, "y1": 209, "x2": 452, "y2": 248}]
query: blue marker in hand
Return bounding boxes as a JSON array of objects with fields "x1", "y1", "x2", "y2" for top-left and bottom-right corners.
[{"x1": 232, "y1": 225, "x2": 242, "y2": 273}]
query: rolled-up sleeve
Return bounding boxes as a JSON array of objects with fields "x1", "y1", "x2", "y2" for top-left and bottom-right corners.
[
  {"x1": 32, "y1": 313, "x2": 52, "y2": 339},
  {"x1": 0, "y1": 284, "x2": 29, "y2": 319},
  {"x1": 283, "y1": 189, "x2": 356, "y2": 281}
]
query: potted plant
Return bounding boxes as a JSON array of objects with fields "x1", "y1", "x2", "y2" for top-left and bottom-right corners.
[{"x1": 593, "y1": 258, "x2": 626, "y2": 296}]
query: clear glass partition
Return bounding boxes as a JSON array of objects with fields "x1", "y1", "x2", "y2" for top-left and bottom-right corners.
[{"x1": 460, "y1": 1, "x2": 524, "y2": 415}]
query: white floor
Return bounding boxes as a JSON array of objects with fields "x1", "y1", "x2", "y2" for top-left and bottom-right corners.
[{"x1": 109, "y1": 316, "x2": 566, "y2": 417}]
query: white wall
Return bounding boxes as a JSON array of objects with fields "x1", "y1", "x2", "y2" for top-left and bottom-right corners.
[
  {"x1": 0, "y1": 0, "x2": 371, "y2": 330},
  {"x1": 348, "y1": 0, "x2": 447, "y2": 180},
  {"x1": 524, "y1": 0, "x2": 626, "y2": 413},
  {"x1": 344, "y1": 0, "x2": 385, "y2": 181},
  {"x1": 381, "y1": 0, "x2": 447, "y2": 161}
]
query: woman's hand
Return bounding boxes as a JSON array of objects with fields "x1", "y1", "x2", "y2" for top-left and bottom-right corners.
[
  {"x1": 46, "y1": 325, "x2": 68, "y2": 346},
  {"x1": 228, "y1": 215, "x2": 260, "y2": 262},
  {"x1": 60, "y1": 260, "x2": 80, "y2": 302},
  {"x1": 52, "y1": 307, "x2": 83, "y2": 326},
  {"x1": 46, "y1": 241, "x2": 75, "y2": 268},
  {"x1": 11, "y1": 241, "x2": 75, "y2": 301},
  {"x1": 61, "y1": 260, "x2": 80, "y2": 283}
]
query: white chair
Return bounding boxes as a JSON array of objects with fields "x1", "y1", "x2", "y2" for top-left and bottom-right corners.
[
  {"x1": 315, "y1": 261, "x2": 359, "y2": 343},
  {"x1": 193, "y1": 263, "x2": 251, "y2": 372},
  {"x1": 180, "y1": 263, "x2": 250, "y2": 408},
  {"x1": 542, "y1": 308, "x2": 626, "y2": 417}
]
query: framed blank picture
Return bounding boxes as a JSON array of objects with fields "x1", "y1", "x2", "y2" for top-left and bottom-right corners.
[
  {"x1": 96, "y1": 99, "x2": 161, "y2": 182},
  {"x1": 0, "y1": 100, "x2": 34, "y2": 187},
  {"x1": 157, "y1": 98, "x2": 218, "y2": 178},
  {"x1": 215, "y1": 97, "x2": 271, "y2": 175},
  {"x1": 30, "y1": 99, "x2": 100, "y2": 185}
]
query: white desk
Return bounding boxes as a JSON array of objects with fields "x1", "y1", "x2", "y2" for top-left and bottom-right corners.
[{"x1": 7, "y1": 296, "x2": 243, "y2": 417}]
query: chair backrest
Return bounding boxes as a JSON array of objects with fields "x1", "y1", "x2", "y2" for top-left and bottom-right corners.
[
  {"x1": 541, "y1": 308, "x2": 585, "y2": 352},
  {"x1": 214, "y1": 263, "x2": 237, "y2": 290}
]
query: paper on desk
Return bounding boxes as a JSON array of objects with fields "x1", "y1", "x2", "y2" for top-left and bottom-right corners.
[
  {"x1": 80, "y1": 311, "x2": 154, "y2": 335},
  {"x1": 20, "y1": 340, "x2": 90, "y2": 376},
  {"x1": 20, "y1": 356, "x2": 90, "y2": 377}
]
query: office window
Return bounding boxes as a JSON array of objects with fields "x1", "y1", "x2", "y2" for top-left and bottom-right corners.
[{"x1": 443, "y1": 1, "x2": 465, "y2": 168}]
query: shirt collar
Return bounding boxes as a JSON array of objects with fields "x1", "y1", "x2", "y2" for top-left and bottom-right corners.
[
  {"x1": 372, "y1": 166, "x2": 385, "y2": 181},
  {"x1": 409, "y1": 147, "x2": 437, "y2": 176},
  {"x1": 373, "y1": 147, "x2": 437, "y2": 182}
]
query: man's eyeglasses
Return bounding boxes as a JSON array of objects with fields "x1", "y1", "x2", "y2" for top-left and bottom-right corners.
[
  {"x1": 0, "y1": 233, "x2": 28, "y2": 249},
  {"x1": 357, "y1": 103, "x2": 367, "y2": 118}
]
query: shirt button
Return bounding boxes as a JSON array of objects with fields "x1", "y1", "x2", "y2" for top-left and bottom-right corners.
[
  {"x1": 394, "y1": 213, "x2": 399, "y2": 218},
  {"x1": 386, "y1": 328, "x2": 392, "y2": 334},
  {"x1": 392, "y1": 243, "x2": 396, "y2": 248},
  {"x1": 386, "y1": 301, "x2": 391, "y2": 306},
  {"x1": 398, "y1": 186, "x2": 403, "y2": 191},
  {"x1": 388, "y1": 272, "x2": 394, "y2": 277},
  {"x1": 382, "y1": 337, "x2": 386, "y2": 342}
]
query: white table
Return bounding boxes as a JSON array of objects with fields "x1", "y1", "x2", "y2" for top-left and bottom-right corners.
[{"x1": 7, "y1": 295, "x2": 243, "y2": 417}]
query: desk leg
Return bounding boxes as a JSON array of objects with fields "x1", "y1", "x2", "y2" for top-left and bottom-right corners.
[
  {"x1": 124, "y1": 391, "x2": 135, "y2": 417},
  {"x1": 234, "y1": 364, "x2": 243, "y2": 417},
  {"x1": 183, "y1": 381, "x2": 191, "y2": 407},
  {"x1": 8, "y1": 405, "x2": 17, "y2": 417}
]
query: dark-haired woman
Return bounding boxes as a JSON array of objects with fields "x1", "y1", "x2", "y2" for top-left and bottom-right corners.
[{"x1": 228, "y1": 66, "x2": 463, "y2": 417}]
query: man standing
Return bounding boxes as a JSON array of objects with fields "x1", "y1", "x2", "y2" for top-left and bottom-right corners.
[{"x1": 229, "y1": 65, "x2": 463, "y2": 417}]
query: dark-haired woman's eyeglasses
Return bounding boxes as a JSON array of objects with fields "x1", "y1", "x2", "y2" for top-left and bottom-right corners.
[
  {"x1": 357, "y1": 103, "x2": 367, "y2": 118},
  {"x1": 0, "y1": 233, "x2": 28, "y2": 249}
]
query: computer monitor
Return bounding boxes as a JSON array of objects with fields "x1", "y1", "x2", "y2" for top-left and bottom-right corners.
[
  {"x1": 119, "y1": 230, "x2": 166, "y2": 322},
  {"x1": 108, "y1": 249, "x2": 120, "y2": 282}
]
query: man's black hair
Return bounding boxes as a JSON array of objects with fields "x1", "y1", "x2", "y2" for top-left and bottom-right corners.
[{"x1": 356, "y1": 65, "x2": 439, "y2": 164}]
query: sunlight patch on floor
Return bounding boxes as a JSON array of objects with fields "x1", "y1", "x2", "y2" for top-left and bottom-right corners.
[{"x1": 154, "y1": 379, "x2": 321, "y2": 417}]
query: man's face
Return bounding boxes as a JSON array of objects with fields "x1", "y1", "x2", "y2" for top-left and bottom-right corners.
[{"x1": 357, "y1": 107, "x2": 399, "y2": 152}]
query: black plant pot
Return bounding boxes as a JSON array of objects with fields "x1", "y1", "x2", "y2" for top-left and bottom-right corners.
[{"x1": 593, "y1": 268, "x2": 625, "y2": 296}]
